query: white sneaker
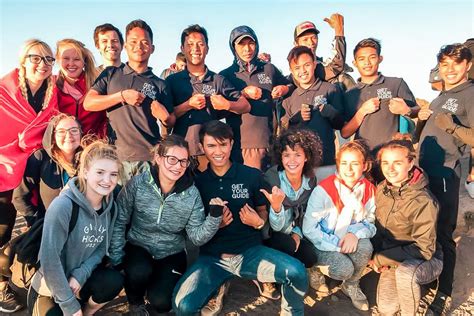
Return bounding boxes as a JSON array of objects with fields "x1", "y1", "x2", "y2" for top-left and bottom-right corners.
[
  {"x1": 465, "y1": 181, "x2": 474, "y2": 198},
  {"x1": 341, "y1": 282, "x2": 369, "y2": 311}
]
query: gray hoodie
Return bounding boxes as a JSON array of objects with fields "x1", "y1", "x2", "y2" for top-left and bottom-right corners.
[{"x1": 31, "y1": 177, "x2": 116, "y2": 315}]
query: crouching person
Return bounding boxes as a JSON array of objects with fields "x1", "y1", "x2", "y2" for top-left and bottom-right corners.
[
  {"x1": 108, "y1": 135, "x2": 222, "y2": 315},
  {"x1": 303, "y1": 140, "x2": 376, "y2": 311},
  {"x1": 372, "y1": 135, "x2": 443, "y2": 316},
  {"x1": 27, "y1": 140, "x2": 124, "y2": 316},
  {"x1": 173, "y1": 121, "x2": 308, "y2": 316}
]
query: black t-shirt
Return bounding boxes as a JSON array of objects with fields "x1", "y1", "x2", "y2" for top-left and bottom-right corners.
[
  {"x1": 220, "y1": 61, "x2": 290, "y2": 149},
  {"x1": 418, "y1": 81, "x2": 474, "y2": 177},
  {"x1": 166, "y1": 67, "x2": 240, "y2": 156},
  {"x1": 91, "y1": 63, "x2": 173, "y2": 162},
  {"x1": 27, "y1": 80, "x2": 48, "y2": 114},
  {"x1": 344, "y1": 74, "x2": 416, "y2": 152},
  {"x1": 282, "y1": 78, "x2": 344, "y2": 166},
  {"x1": 195, "y1": 163, "x2": 266, "y2": 257}
]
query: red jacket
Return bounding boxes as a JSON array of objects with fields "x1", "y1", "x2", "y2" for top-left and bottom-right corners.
[
  {"x1": 57, "y1": 73, "x2": 106, "y2": 137},
  {"x1": 0, "y1": 69, "x2": 58, "y2": 191}
]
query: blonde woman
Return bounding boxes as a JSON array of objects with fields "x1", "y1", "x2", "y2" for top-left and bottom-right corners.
[
  {"x1": 56, "y1": 39, "x2": 106, "y2": 137},
  {"x1": 28, "y1": 140, "x2": 124, "y2": 316},
  {"x1": 0, "y1": 39, "x2": 57, "y2": 312}
]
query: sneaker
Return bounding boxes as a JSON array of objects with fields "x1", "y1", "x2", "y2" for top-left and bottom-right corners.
[
  {"x1": 307, "y1": 266, "x2": 329, "y2": 294},
  {"x1": 125, "y1": 304, "x2": 149, "y2": 316},
  {"x1": 252, "y1": 280, "x2": 281, "y2": 300},
  {"x1": 341, "y1": 282, "x2": 369, "y2": 311},
  {"x1": 201, "y1": 282, "x2": 229, "y2": 316},
  {"x1": 429, "y1": 292, "x2": 452, "y2": 316},
  {"x1": 465, "y1": 181, "x2": 474, "y2": 198},
  {"x1": 0, "y1": 286, "x2": 23, "y2": 313}
]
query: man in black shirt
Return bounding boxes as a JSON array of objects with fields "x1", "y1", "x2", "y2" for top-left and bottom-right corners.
[
  {"x1": 84, "y1": 20, "x2": 175, "y2": 183},
  {"x1": 417, "y1": 44, "x2": 474, "y2": 315},
  {"x1": 172, "y1": 121, "x2": 307, "y2": 316},
  {"x1": 166, "y1": 24, "x2": 250, "y2": 171}
]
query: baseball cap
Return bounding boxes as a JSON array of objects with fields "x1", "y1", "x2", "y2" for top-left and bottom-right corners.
[
  {"x1": 429, "y1": 65, "x2": 441, "y2": 83},
  {"x1": 234, "y1": 34, "x2": 256, "y2": 45},
  {"x1": 294, "y1": 21, "x2": 320, "y2": 40}
]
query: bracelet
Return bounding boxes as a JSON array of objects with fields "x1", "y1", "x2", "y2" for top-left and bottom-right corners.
[
  {"x1": 120, "y1": 90, "x2": 126, "y2": 105},
  {"x1": 255, "y1": 219, "x2": 265, "y2": 230}
]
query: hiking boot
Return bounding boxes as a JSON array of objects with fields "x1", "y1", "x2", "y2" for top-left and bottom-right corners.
[
  {"x1": 252, "y1": 280, "x2": 281, "y2": 300},
  {"x1": 125, "y1": 304, "x2": 149, "y2": 316},
  {"x1": 307, "y1": 266, "x2": 329, "y2": 294},
  {"x1": 341, "y1": 282, "x2": 369, "y2": 311},
  {"x1": 201, "y1": 282, "x2": 229, "y2": 316},
  {"x1": 0, "y1": 285, "x2": 23, "y2": 313},
  {"x1": 428, "y1": 292, "x2": 452, "y2": 316}
]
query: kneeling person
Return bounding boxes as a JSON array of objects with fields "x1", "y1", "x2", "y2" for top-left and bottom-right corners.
[{"x1": 173, "y1": 121, "x2": 308, "y2": 316}]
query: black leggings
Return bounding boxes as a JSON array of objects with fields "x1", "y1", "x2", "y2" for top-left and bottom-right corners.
[
  {"x1": 27, "y1": 266, "x2": 124, "y2": 316},
  {"x1": 265, "y1": 231, "x2": 318, "y2": 268},
  {"x1": 123, "y1": 243, "x2": 187, "y2": 313},
  {"x1": 0, "y1": 190, "x2": 16, "y2": 282}
]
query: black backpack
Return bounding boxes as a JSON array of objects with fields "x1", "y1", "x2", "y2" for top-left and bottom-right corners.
[{"x1": 11, "y1": 201, "x2": 80, "y2": 268}]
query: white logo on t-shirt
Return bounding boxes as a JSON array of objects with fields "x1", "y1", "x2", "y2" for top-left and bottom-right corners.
[
  {"x1": 377, "y1": 88, "x2": 392, "y2": 100},
  {"x1": 441, "y1": 98, "x2": 459, "y2": 113},
  {"x1": 231, "y1": 183, "x2": 249, "y2": 199},
  {"x1": 313, "y1": 95, "x2": 328, "y2": 109},
  {"x1": 257, "y1": 73, "x2": 272, "y2": 85},
  {"x1": 202, "y1": 84, "x2": 216, "y2": 96},
  {"x1": 141, "y1": 82, "x2": 157, "y2": 100},
  {"x1": 81, "y1": 224, "x2": 106, "y2": 248}
]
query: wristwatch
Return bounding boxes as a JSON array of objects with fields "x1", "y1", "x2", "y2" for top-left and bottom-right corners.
[{"x1": 255, "y1": 219, "x2": 265, "y2": 230}]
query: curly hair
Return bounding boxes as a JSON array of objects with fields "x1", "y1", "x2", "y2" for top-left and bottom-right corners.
[{"x1": 271, "y1": 128, "x2": 322, "y2": 178}]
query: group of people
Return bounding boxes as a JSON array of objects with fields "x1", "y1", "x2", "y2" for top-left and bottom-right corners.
[{"x1": 0, "y1": 13, "x2": 473, "y2": 316}]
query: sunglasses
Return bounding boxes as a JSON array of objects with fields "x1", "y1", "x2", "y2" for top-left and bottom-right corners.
[{"x1": 27, "y1": 54, "x2": 55, "y2": 66}]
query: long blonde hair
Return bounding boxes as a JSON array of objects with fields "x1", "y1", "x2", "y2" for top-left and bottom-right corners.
[
  {"x1": 56, "y1": 39, "x2": 98, "y2": 90},
  {"x1": 77, "y1": 137, "x2": 122, "y2": 194},
  {"x1": 18, "y1": 39, "x2": 55, "y2": 109}
]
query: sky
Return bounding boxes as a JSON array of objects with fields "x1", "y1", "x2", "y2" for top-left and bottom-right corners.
[{"x1": 0, "y1": 0, "x2": 473, "y2": 101}]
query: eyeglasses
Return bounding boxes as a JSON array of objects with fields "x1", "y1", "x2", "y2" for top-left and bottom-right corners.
[
  {"x1": 163, "y1": 155, "x2": 190, "y2": 168},
  {"x1": 55, "y1": 127, "x2": 81, "y2": 137},
  {"x1": 27, "y1": 54, "x2": 55, "y2": 66}
]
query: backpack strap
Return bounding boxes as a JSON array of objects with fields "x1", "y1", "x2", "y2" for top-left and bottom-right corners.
[{"x1": 68, "y1": 200, "x2": 80, "y2": 234}]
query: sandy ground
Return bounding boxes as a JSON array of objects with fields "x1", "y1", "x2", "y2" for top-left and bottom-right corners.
[{"x1": 7, "y1": 157, "x2": 473, "y2": 316}]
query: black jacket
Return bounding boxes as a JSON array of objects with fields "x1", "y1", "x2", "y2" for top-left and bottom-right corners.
[{"x1": 12, "y1": 119, "x2": 80, "y2": 225}]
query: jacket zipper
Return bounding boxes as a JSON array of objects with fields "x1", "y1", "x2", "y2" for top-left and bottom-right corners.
[{"x1": 151, "y1": 183, "x2": 176, "y2": 224}]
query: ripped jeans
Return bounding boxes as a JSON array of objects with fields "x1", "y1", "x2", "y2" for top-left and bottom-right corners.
[{"x1": 172, "y1": 245, "x2": 308, "y2": 316}]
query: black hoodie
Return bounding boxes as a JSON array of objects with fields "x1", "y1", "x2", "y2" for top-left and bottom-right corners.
[
  {"x1": 220, "y1": 25, "x2": 290, "y2": 154},
  {"x1": 12, "y1": 119, "x2": 80, "y2": 225}
]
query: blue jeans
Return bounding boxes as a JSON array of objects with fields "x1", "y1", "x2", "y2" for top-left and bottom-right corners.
[{"x1": 172, "y1": 245, "x2": 308, "y2": 316}]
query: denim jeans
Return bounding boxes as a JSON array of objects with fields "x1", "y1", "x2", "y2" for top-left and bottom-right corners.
[{"x1": 172, "y1": 245, "x2": 308, "y2": 316}]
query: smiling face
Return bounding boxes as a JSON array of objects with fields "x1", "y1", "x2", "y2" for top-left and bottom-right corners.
[
  {"x1": 23, "y1": 44, "x2": 54, "y2": 84},
  {"x1": 58, "y1": 45, "x2": 84, "y2": 80},
  {"x1": 84, "y1": 158, "x2": 119, "y2": 199},
  {"x1": 337, "y1": 149, "x2": 367, "y2": 188},
  {"x1": 235, "y1": 37, "x2": 256, "y2": 63},
  {"x1": 201, "y1": 135, "x2": 233, "y2": 170},
  {"x1": 380, "y1": 147, "x2": 414, "y2": 187},
  {"x1": 289, "y1": 52, "x2": 316, "y2": 88},
  {"x1": 97, "y1": 30, "x2": 122, "y2": 64},
  {"x1": 156, "y1": 145, "x2": 189, "y2": 183},
  {"x1": 54, "y1": 117, "x2": 81, "y2": 155},
  {"x1": 353, "y1": 46, "x2": 383, "y2": 81},
  {"x1": 439, "y1": 56, "x2": 472, "y2": 90},
  {"x1": 295, "y1": 31, "x2": 318, "y2": 55},
  {"x1": 182, "y1": 32, "x2": 208, "y2": 67},
  {"x1": 281, "y1": 145, "x2": 306, "y2": 178},
  {"x1": 125, "y1": 27, "x2": 154, "y2": 64}
]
